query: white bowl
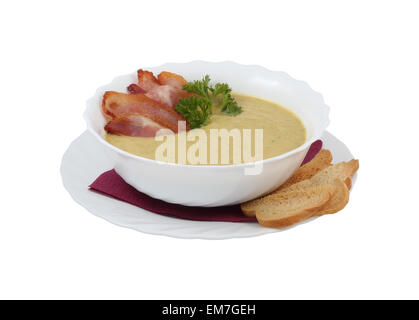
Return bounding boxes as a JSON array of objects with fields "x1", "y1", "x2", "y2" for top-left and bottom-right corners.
[{"x1": 84, "y1": 61, "x2": 329, "y2": 207}]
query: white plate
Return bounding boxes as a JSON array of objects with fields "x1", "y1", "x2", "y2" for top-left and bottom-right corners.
[{"x1": 61, "y1": 130, "x2": 355, "y2": 239}]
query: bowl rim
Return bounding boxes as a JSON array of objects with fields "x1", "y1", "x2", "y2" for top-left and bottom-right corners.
[{"x1": 84, "y1": 60, "x2": 330, "y2": 170}]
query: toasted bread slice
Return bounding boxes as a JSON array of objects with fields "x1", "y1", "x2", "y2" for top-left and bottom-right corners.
[
  {"x1": 278, "y1": 149, "x2": 332, "y2": 190},
  {"x1": 276, "y1": 162, "x2": 356, "y2": 217},
  {"x1": 315, "y1": 179, "x2": 349, "y2": 216},
  {"x1": 241, "y1": 159, "x2": 359, "y2": 219},
  {"x1": 242, "y1": 149, "x2": 332, "y2": 217},
  {"x1": 277, "y1": 159, "x2": 359, "y2": 194},
  {"x1": 251, "y1": 186, "x2": 334, "y2": 228}
]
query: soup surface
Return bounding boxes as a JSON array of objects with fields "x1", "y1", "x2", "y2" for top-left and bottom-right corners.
[{"x1": 105, "y1": 94, "x2": 306, "y2": 165}]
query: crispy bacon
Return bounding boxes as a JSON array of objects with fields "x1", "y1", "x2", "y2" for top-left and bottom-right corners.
[
  {"x1": 103, "y1": 70, "x2": 192, "y2": 137},
  {"x1": 127, "y1": 83, "x2": 146, "y2": 94},
  {"x1": 157, "y1": 71, "x2": 188, "y2": 89},
  {"x1": 105, "y1": 114, "x2": 164, "y2": 137},
  {"x1": 137, "y1": 70, "x2": 160, "y2": 91},
  {"x1": 144, "y1": 85, "x2": 179, "y2": 107},
  {"x1": 127, "y1": 69, "x2": 191, "y2": 108},
  {"x1": 102, "y1": 91, "x2": 188, "y2": 133}
]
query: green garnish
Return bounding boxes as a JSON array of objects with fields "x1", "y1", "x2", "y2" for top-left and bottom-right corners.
[
  {"x1": 175, "y1": 96, "x2": 211, "y2": 129},
  {"x1": 175, "y1": 75, "x2": 242, "y2": 128}
]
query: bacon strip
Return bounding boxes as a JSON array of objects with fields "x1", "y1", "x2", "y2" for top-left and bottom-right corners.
[
  {"x1": 144, "y1": 85, "x2": 181, "y2": 107},
  {"x1": 127, "y1": 83, "x2": 146, "y2": 94},
  {"x1": 137, "y1": 70, "x2": 160, "y2": 91},
  {"x1": 157, "y1": 71, "x2": 188, "y2": 89},
  {"x1": 105, "y1": 114, "x2": 164, "y2": 137},
  {"x1": 102, "y1": 91, "x2": 188, "y2": 133},
  {"x1": 127, "y1": 69, "x2": 191, "y2": 108}
]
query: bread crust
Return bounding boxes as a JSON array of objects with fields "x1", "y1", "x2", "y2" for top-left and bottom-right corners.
[
  {"x1": 241, "y1": 149, "x2": 332, "y2": 218},
  {"x1": 255, "y1": 186, "x2": 333, "y2": 228},
  {"x1": 278, "y1": 149, "x2": 332, "y2": 190},
  {"x1": 315, "y1": 179, "x2": 349, "y2": 216},
  {"x1": 240, "y1": 150, "x2": 359, "y2": 228}
]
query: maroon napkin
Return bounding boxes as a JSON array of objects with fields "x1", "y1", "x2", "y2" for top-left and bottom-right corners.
[{"x1": 89, "y1": 140, "x2": 322, "y2": 222}]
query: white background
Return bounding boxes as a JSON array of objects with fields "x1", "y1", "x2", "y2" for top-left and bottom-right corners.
[{"x1": 1, "y1": 0, "x2": 418, "y2": 299}]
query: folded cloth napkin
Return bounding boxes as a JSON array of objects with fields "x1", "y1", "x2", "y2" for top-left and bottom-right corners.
[{"x1": 89, "y1": 140, "x2": 322, "y2": 223}]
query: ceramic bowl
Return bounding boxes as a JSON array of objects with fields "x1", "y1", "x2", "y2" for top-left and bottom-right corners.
[{"x1": 84, "y1": 61, "x2": 329, "y2": 206}]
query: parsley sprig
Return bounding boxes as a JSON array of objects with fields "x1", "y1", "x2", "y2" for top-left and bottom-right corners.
[
  {"x1": 175, "y1": 75, "x2": 242, "y2": 129},
  {"x1": 175, "y1": 96, "x2": 211, "y2": 129}
]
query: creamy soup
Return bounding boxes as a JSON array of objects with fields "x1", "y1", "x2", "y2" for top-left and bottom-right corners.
[{"x1": 105, "y1": 94, "x2": 306, "y2": 165}]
